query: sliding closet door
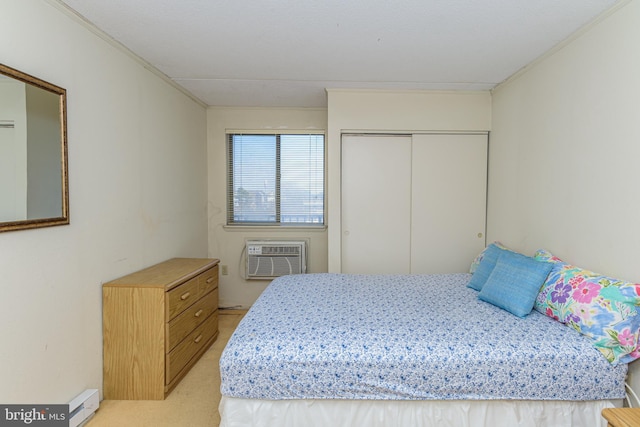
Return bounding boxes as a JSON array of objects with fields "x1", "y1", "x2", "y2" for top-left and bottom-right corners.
[
  {"x1": 411, "y1": 134, "x2": 487, "y2": 273},
  {"x1": 341, "y1": 134, "x2": 412, "y2": 274}
]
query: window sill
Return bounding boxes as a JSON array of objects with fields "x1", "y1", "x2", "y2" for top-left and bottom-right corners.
[{"x1": 223, "y1": 225, "x2": 327, "y2": 232}]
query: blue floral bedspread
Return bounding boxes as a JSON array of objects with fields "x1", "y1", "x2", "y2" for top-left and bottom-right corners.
[{"x1": 220, "y1": 273, "x2": 627, "y2": 400}]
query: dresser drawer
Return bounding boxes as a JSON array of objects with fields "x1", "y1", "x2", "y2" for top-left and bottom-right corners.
[
  {"x1": 166, "y1": 312, "x2": 218, "y2": 384},
  {"x1": 199, "y1": 266, "x2": 218, "y2": 294},
  {"x1": 167, "y1": 276, "x2": 201, "y2": 320},
  {"x1": 166, "y1": 288, "x2": 218, "y2": 352}
]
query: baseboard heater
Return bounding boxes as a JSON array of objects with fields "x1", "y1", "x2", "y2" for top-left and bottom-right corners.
[
  {"x1": 69, "y1": 389, "x2": 99, "y2": 427},
  {"x1": 246, "y1": 240, "x2": 307, "y2": 279}
]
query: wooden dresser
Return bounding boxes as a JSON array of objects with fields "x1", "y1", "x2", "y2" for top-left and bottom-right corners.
[
  {"x1": 602, "y1": 408, "x2": 640, "y2": 427},
  {"x1": 103, "y1": 258, "x2": 219, "y2": 400}
]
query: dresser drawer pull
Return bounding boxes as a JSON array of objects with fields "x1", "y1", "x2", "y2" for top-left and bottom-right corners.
[
  {"x1": 194, "y1": 309, "x2": 204, "y2": 318},
  {"x1": 180, "y1": 292, "x2": 191, "y2": 300},
  {"x1": 194, "y1": 334, "x2": 203, "y2": 344},
  {"x1": 206, "y1": 277, "x2": 214, "y2": 284}
]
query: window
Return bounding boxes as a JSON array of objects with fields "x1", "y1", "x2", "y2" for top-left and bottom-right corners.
[{"x1": 227, "y1": 133, "x2": 325, "y2": 226}]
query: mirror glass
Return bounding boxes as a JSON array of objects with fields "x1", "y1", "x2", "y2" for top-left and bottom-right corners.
[{"x1": 0, "y1": 64, "x2": 68, "y2": 232}]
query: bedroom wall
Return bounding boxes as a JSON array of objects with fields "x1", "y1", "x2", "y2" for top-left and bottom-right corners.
[
  {"x1": 488, "y1": 0, "x2": 640, "y2": 389},
  {"x1": 207, "y1": 106, "x2": 328, "y2": 309},
  {"x1": 0, "y1": 0, "x2": 208, "y2": 403}
]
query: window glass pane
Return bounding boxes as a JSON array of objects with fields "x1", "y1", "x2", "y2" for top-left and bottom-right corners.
[
  {"x1": 231, "y1": 135, "x2": 276, "y2": 223},
  {"x1": 280, "y1": 135, "x2": 324, "y2": 224}
]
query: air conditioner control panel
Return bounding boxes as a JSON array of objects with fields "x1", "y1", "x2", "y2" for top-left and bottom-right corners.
[{"x1": 247, "y1": 245, "x2": 263, "y2": 255}]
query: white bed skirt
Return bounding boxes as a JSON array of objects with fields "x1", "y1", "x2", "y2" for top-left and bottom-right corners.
[{"x1": 219, "y1": 396, "x2": 621, "y2": 427}]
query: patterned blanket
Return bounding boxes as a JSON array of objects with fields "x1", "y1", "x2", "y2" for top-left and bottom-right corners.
[{"x1": 220, "y1": 273, "x2": 627, "y2": 400}]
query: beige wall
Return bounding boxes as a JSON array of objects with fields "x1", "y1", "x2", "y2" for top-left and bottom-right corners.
[
  {"x1": 489, "y1": 0, "x2": 639, "y2": 280},
  {"x1": 326, "y1": 89, "x2": 492, "y2": 272},
  {"x1": 488, "y1": 0, "x2": 640, "y2": 389},
  {"x1": 207, "y1": 107, "x2": 328, "y2": 308},
  {"x1": 0, "y1": 0, "x2": 208, "y2": 403}
]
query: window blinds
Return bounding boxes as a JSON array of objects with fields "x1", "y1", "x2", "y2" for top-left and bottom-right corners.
[{"x1": 227, "y1": 133, "x2": 324, "y2": 225}]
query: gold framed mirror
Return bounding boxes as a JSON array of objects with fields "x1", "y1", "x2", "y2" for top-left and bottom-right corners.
[{"x1": 0, "y1": 64, "x2": 68, "y2": 232}]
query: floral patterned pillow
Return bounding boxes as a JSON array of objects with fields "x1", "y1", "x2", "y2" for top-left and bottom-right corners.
[{"x1": 534, "y1": 249, "x2": 640, "y2": 365}]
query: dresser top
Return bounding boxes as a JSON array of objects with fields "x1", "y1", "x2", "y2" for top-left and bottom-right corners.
[
  {"x1": 103, "y1": 258, "x2": 219, "y2": 290},
  {"x1": 602, "y1": 408, "x2": 640, "y2": 427}
]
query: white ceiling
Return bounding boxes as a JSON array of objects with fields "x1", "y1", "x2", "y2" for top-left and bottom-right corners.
[{"x1": 58, "y1": 0, "x2": 621, "y2": 108}]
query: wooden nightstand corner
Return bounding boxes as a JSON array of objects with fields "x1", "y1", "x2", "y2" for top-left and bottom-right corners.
[{"x1": 602, "y1": 408, "x2": 640, "y2": 427}]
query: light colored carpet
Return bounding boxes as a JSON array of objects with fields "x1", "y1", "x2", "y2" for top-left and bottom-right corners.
[{"x1": 87, "y1": 311, "x2": 245, "y2": 427}]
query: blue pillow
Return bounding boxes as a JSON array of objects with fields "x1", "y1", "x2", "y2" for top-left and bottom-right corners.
[
  {"x1": 467, "y1": 243, "x2": 505, "y2": 291},
  {"x1": 478, "y1": 251, "x2": 553, "y2": 318}
]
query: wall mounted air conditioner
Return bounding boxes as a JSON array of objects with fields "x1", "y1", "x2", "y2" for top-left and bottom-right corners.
[{"x1": 246, "y1": 240, "x2": 307, "y2": 279}]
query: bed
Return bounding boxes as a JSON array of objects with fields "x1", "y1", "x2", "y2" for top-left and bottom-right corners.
[{"x1": 219, "y1": 245, "x2": 639, "y2": 426}]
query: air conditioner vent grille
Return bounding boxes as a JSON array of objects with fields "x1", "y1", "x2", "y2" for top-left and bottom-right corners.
[
  {"x1": 261, "y1": 245, "x2": 300, "y2": 255},
  {"x1": 246, "y1": 240, "x2": 307, "y2": 279}
]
